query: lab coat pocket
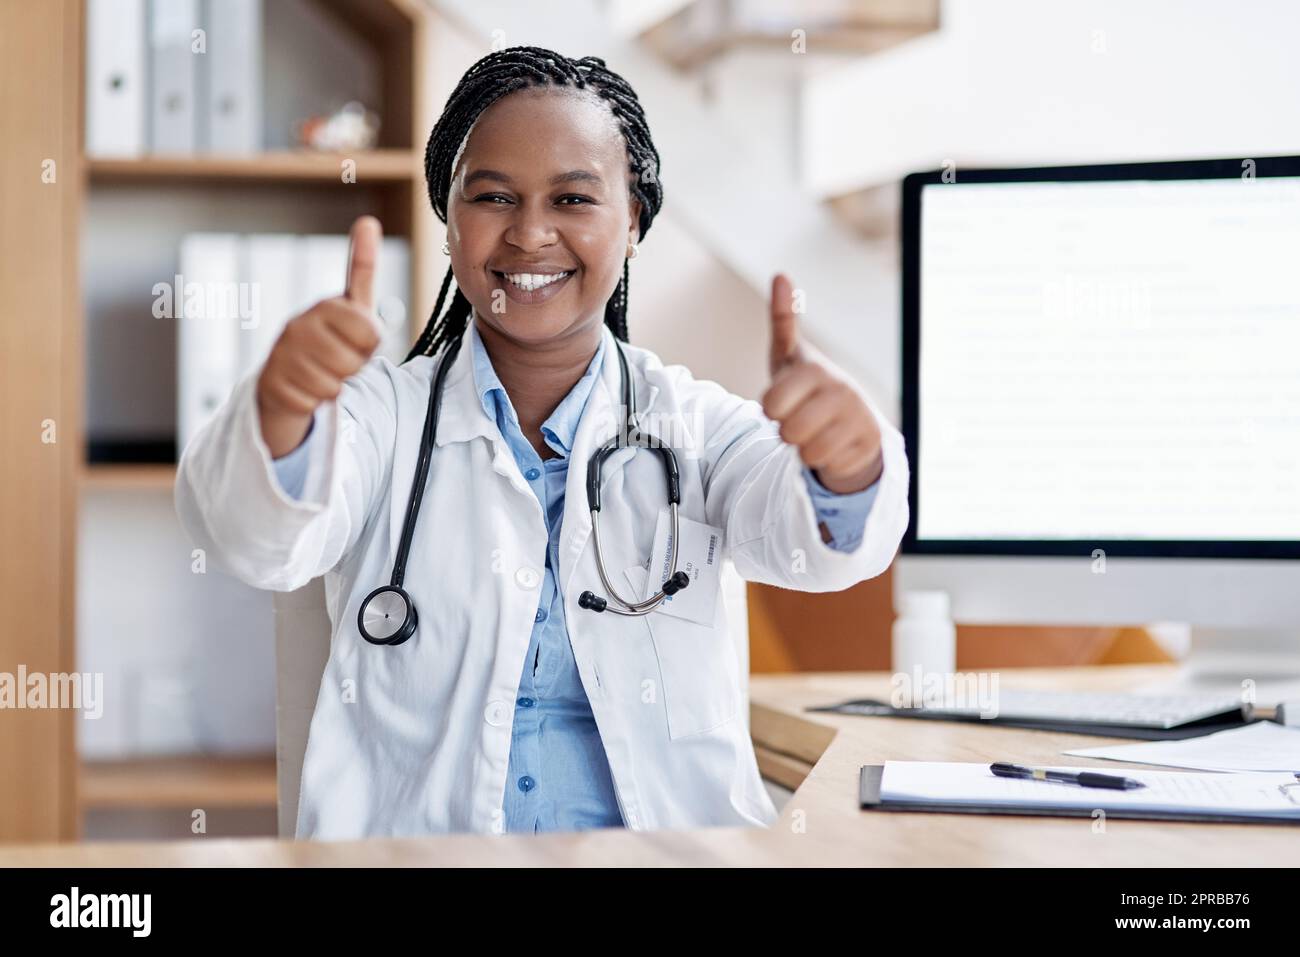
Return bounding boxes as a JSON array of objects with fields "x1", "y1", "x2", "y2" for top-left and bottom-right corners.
[{"x1": 629, "y1": 564, "x2": 740, "y2": 739}]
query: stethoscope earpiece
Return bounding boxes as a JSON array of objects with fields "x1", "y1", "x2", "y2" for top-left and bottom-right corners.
[
  {"x1": 662, "y1": 571, "x2": 690, "y2": 596},
  {"x1": 577, "y1": 591, "x2": 608, "y2": 613}
]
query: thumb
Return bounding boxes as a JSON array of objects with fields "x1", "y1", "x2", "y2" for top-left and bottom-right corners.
[
  {"x1": 769, "y1": 273, "x2": 802, "y2": 376},
  {"x1": 345, "y1": 215, "x2": 382, "y2": 311}
]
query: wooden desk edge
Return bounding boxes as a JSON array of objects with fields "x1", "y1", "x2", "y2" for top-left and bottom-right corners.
[{"x1": 2, "y1": 666, "x2": 1297, "y2": 866}]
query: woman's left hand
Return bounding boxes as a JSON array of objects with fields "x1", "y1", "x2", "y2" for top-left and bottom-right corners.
[{"x1": 760, "y1": 274, "x2": 884, "y2": 495}]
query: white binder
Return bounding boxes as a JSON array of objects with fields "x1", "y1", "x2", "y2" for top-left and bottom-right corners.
[
  {"x1": 148, "y1": 0, "x2": 198, "y2": 154},
  {"x1": 242, "y1": 234, "x2": 299, "y2": 374},
  {"x1": 85, "y1": 0, "x2": 146, "y2": 157},
  {"x1": 203, "y1": 0, "x2": 262, "y2": 154},
  {"x1": 176, "y1": 232, "x2": 413, "y2": 454},
  {"x1": 376, "y1": 238, "x2": 411, "y2": 363},
  {"x1": 302, "y1": 234, "x2": 411, "y2": 364},
  {"x1": 177, "y1": 233, "x2": 241, "y2": 454},
  {"x1": 299, "y1": 234, "x2": 350, "y2": 309}
]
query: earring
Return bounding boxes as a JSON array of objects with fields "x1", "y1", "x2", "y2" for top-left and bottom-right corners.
[
  {"x1": 442, "y1": 240, "x2": 451, "y2": 255},
  {"x1": 626, "y1": 242, "x2": 638, "y2": 260}
]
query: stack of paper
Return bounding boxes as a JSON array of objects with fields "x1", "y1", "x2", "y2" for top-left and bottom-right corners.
[{"x1": 1064, "y1": 721, "x2": 1300, "y2": 773}]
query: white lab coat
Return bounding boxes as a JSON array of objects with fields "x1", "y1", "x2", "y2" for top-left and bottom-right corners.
[{"x1": 175, "y1": 322, "x2": 909, "y2": 839}]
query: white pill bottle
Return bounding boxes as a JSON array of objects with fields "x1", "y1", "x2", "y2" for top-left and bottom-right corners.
[{"x1": 891, "y1": 590, "x2": 957, "y2": 701}]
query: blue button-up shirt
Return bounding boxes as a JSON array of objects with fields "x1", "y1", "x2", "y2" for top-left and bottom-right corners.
[{"x1": 270, "y1": 324, "x2": 881, "y2": 832}]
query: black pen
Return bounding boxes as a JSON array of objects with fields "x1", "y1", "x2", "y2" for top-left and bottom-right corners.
[{"x1": 990, "y1": 762, "x2": 1146, "y2": 791}]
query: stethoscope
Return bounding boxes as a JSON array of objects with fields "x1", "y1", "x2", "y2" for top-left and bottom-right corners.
[{"x1": 358, "y1": 331, "x2": 690, "y2": 645}]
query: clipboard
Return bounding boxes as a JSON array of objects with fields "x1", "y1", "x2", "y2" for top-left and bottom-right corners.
[{"x1": 858, "y1": 765, "x2": 1300, "y2": 825}]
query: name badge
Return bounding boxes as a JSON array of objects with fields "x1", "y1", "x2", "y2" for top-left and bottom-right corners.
[{"x1": 623, "y1": 507, "x2": 723, "y2": 626}]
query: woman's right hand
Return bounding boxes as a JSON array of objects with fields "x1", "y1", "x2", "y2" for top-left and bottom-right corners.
[{"x1": 257, "y1": 216, "x2": 385, "y2": 458}]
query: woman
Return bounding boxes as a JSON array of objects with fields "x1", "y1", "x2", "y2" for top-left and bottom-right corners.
[{"x1": 177, "y1": 47, "x2": 909, "y2": 839}]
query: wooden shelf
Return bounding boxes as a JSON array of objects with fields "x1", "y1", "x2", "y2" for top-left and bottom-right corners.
[
  {"x1": 79, "y1": 754, "x2": 277, "y2": 810},
  {"x1": 639, "y1": 0, "x2": 941, "y2": 70},
  {"x1": 80, "y1": 463, "x2": 176, "y2": 491},
  {"x1": 85, "y1": 149, "x2": 422, "y2": 185}
]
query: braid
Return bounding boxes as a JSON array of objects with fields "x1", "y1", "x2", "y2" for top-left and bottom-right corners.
[
  {"x1": 404, "y1": 47, "x2": 663, "y2": 364},
  {"x1": 605, "y1": 258, "x2": 629, "y2": 342}
]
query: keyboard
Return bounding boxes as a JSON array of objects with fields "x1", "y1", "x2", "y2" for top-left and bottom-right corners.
[{"x1": 909, "y1": 689, "x2": 1248, "y2": 730}]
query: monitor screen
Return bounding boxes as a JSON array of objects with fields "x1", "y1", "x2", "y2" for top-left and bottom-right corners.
[{"x1": 903, "y1": 158, "x2": 1300, "y2": 556}]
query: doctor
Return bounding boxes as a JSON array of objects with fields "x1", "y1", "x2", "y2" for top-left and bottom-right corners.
[{"x1": 176, "y1": 46, "x2": 909, "y2": 839}]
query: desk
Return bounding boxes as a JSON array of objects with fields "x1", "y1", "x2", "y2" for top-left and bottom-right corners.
[{"x1": 2, "y1": 665, "x2": 1296, "y2": 866}]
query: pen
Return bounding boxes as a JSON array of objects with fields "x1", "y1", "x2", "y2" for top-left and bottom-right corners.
[{"x1": 990, "y1": 762, "x2": 1146, "y2": 791}]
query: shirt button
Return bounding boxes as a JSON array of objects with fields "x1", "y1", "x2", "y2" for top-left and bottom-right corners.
[
  {"x1": 517, "y1": 697, "x2": 535, "y2": 708},
  {"x1": 515, "y1": 567, "x2": 540, "y2": 589},
  {"x1": 524, "y1": 467, "x2": 541, "y2": 481},
  {"x1": 484, "y1": 701, "x2": 509, "y2": 726},
  {"x1": 535, "y1": 607, "x2": 547, "y2": 622},
  {"x1": 517, "y1": 775, "x2": 536, "y2": 793},
  {"x1": 823, "y1": 507, "x2": 839, "y2": 516}
]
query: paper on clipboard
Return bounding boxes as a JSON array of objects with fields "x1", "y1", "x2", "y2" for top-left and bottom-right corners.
[{"x1": 879, "y1": 761, "x2": 1300, "y2": 819}]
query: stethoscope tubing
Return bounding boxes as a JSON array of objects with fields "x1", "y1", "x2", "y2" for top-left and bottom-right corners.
[
  {"x1": 359, "y1": 329, "x2": 686, "y2": 643},
  {"x1": 391, "y1": 334, "x2": 462, "y2": 589},
  {"x1": 588, "y1": 501, "x2": 682, "y2": 616}
]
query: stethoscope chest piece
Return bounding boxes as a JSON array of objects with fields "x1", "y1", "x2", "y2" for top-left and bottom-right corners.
[{"x1": 358, "y1": 584, "x2": 418, "y2": 646}]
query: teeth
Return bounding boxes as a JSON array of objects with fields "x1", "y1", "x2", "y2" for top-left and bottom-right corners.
[{"x1": 503, "y1": 271, "x2": 570, "y2": 291}]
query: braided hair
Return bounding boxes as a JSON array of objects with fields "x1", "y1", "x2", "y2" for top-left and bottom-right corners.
[{"x1": 404, "y1": 46, "x2": 663, "y2": 364}]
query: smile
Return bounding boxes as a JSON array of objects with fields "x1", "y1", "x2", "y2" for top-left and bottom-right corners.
[{"x1": 491, "y1": 269, "x2": 575, "y2": 304}]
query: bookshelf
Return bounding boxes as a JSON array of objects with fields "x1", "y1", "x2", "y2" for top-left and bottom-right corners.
[
  {"x1": 82, "y1": 0, "x2": 434, "y2": 473},
  {"x1": 67, "y1": 0, "x2": 435, "y2": 840}
]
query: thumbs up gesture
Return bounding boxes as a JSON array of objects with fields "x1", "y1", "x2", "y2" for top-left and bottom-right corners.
[
  {"x1": 759, "y1": 274, "x2": 883, "y2": 494},
  {"x1": 257, "y1": 216, "x2": 385, "y2": 458}
]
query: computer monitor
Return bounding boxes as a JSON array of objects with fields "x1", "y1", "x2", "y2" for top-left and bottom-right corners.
[{"x1": 896, "y1": 156, "x2": 1300, "y2": 665}]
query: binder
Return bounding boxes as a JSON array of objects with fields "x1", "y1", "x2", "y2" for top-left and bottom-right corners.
[
  {"x1": 375, "y1": 237, "x2": 411, "y2": 363},
  {"x1": 85, "y1": 0, "x2": 146, "y2": 157},
  {"x1": 202, "y1": 0, "x2": 262, "y2": 154},
  {"x1": 178, "y1": 230, "x2": 410, "y2": 437},
  {"x1": 299, "y1": 234, "x2": 350, "y2": 308},
  {"x1": 242, "y1": 234, "x2": 299, "y2": 374},
  {"x1": 858, "y1": 765, "x2": 1300, "y2": 825},
  {"x1": 299, "y1": 234, "x2": 412, "y2": 362},
  {"x1": 177, "y1": 233, "x2": 241, "y2": 454},
  {"x1": 148, "y1": 0, "x2": 198, "y2": 154}
]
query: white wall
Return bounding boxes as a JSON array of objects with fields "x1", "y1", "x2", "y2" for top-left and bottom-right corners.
[{"x1": 804, "y1": 0, "x2": 1300, "y2": 194}]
